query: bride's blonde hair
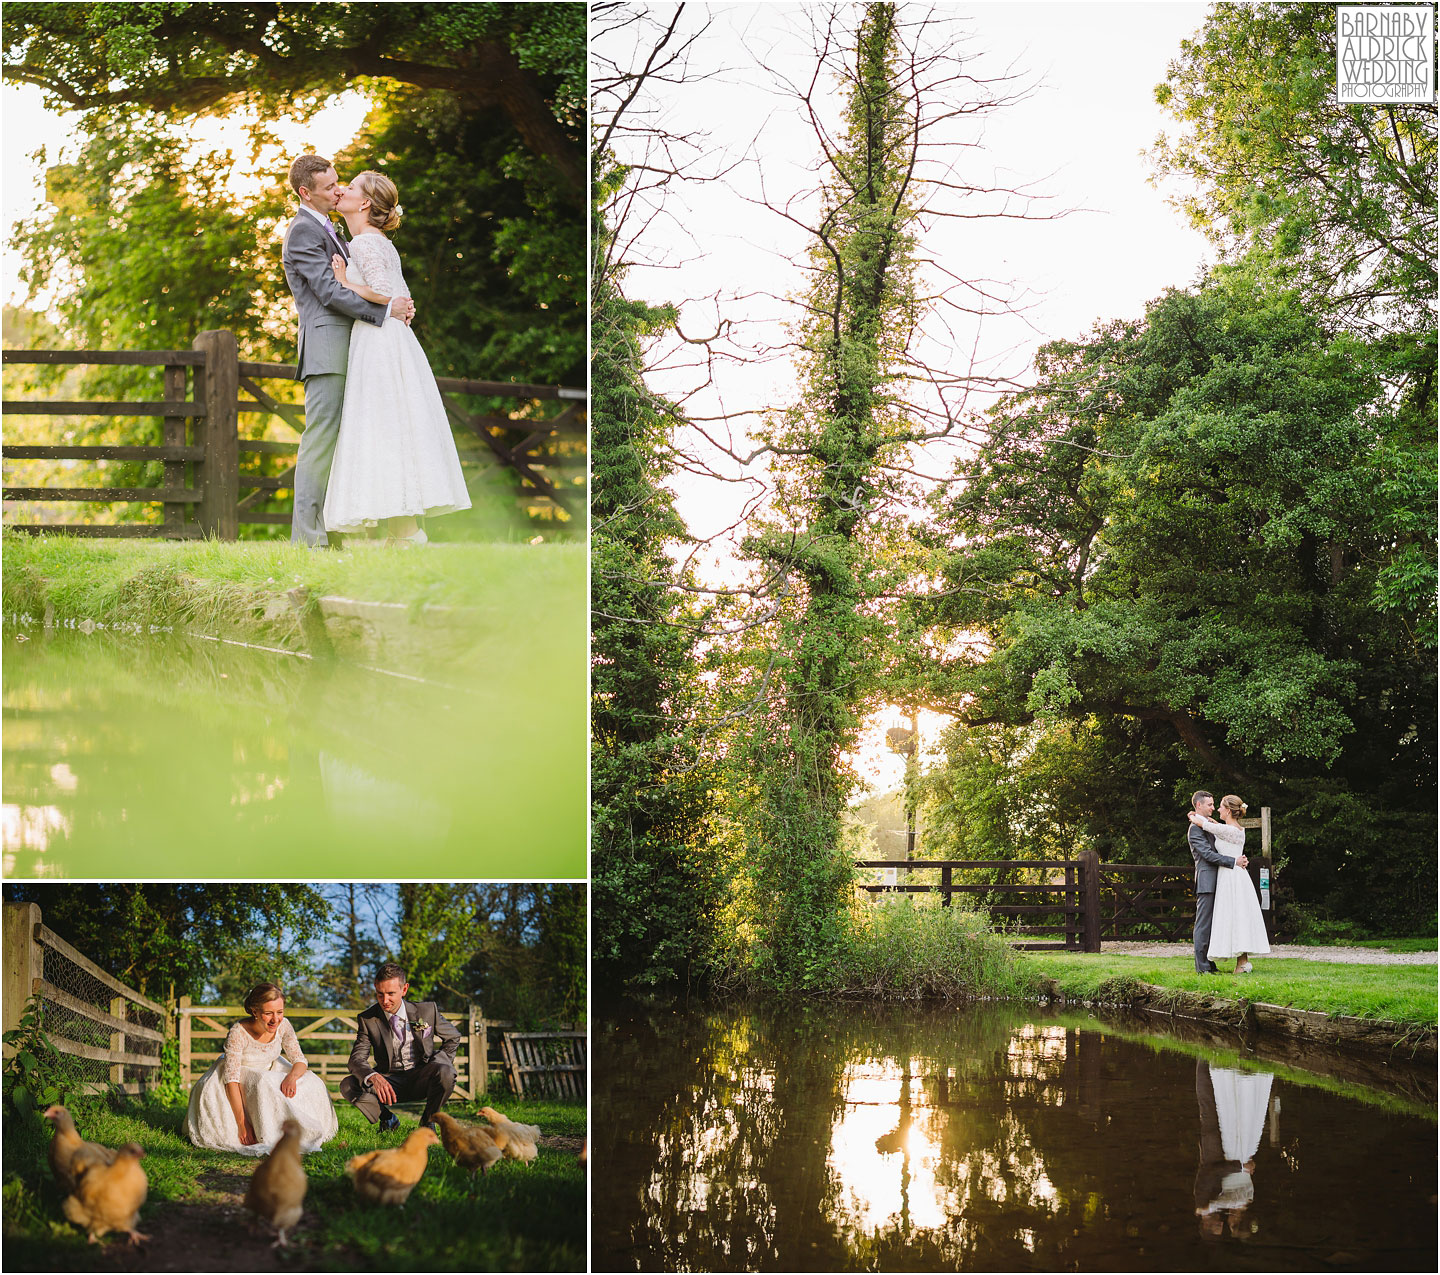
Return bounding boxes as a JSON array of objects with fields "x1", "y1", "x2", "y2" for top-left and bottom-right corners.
[
  {"x1": 352, "y1": 170, "x2": 402, "y2": 233},
  {"x1": 1220, "y1": 794, "x2": 1247, "y2": 819}
]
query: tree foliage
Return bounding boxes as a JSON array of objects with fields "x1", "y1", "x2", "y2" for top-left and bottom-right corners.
[
  {"x1": 590, "y1": 158, "x2": 720, "y2": 992},
  {"x1": 1150, "y1": 1, "x2": 1437, "y2": 336},
  {"x1": 2, "y1": 883, "x2": 332, "y2": 1002},
  {"x1": 2, "y1": 2, "x2": 585, "y2": 201},
  {"x1": 925, "y1": 280, "x2": 1435, "y2": 930}
]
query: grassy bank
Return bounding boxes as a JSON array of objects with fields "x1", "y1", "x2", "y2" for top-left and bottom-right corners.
[
  {"x1": 1022, "y1": 951, "x2": 1438, "y2": 1026},
  {"x1": 2, "y1": 533, "x2": 584, "y2": 642},
  {"x1": 2, "y1": 1095, "x2": 585, "y2": 1271}
]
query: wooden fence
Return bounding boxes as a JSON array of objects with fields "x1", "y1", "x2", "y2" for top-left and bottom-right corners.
[
  {"x1": 2, "y1": 902, "x2": 167, "y2": 1095},
  {"x1": 859, "y1": 815, "x2": 1275, "y2": 952},
  {"x1": 2, "y1": 331, "x2": 586, "y2": 537},
  {"x1": 177, "y1": 999, "x2": 495, "y2": 1098}
]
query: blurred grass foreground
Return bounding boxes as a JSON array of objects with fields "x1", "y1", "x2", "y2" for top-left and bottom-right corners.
[{"x1": 2, "y1": 534, "x2": 586, "y2": 876}]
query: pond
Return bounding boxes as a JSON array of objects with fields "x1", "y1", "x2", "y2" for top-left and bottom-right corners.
[
  {"x1": 2, "y1": 627, "x2": 584, "y2": 877},
  {"x1": 594, "y1": 999, "x2": 1437, "y2": 1272}
]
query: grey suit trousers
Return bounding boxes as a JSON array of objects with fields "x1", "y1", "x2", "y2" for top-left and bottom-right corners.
[
  {"x1": 291, "y1": 372, "x2": 347, "y2": 547},
  {"x1": 1193, "y1": 889, "x2": 1217, "y2": 972}
]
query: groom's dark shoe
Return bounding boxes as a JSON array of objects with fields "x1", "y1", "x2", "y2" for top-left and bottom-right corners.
[{"x1": 378, "y1": 1109, "x2": 400, "y2": 1132}]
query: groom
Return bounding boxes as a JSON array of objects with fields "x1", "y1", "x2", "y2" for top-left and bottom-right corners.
[
  {"x1": 340, "y1": 962, "x2": 461, "y2": 1131},
  {"x1": 1188, "y1": 789, "x2": 1247, "y2": 973},
  {"x1": 281, "y1": 154, "x2": 415, "y2": 548}
]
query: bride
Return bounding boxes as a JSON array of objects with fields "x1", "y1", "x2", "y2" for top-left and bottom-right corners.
[
  {"x1": 184, "y1": 982, "x2": 337, "y2": 1156},
  {"x1": 1188, "y1": 795, "x2": 1271, "y2": 973},
  {"x1": 321, "y1": 170, "x2": 471, "y2": 546}
]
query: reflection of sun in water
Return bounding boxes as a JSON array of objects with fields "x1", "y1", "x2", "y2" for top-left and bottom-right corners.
[{"x1": 828, "y1": 1057, "x2": 950, "y2": 1233}]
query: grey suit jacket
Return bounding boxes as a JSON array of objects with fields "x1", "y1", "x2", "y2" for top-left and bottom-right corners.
[
  {"x1": 1188, "y1": 821, "x2": 1236, "y2": 893},
  {"x1": 281, "y1": 211, "x2": 388, "y2": 379},
  {"x1": 347, "y1": 999, "x2": 462, "y2": 1081}
]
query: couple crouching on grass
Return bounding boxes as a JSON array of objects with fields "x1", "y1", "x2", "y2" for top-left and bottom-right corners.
[{"x1": 184, "y1": 962, "x2": 459, "y2": 1155}]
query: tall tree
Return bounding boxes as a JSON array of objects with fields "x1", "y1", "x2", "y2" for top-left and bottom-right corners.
[{"x1": 729, "y1": 4, "x2": 960, "y2": 986}]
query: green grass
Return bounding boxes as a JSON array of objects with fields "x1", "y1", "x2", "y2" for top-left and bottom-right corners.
[
  {"x1": 1, "y1": 1095, "x2": 585, "y2": 1271},
  {"x1": 1342, "y1": 937, "x2": 1438, "y2": 954},
  {"x1": 2, "y1": 532, "x2": 585, "y2": 642},
  {"x1": 1021, "y1": 951, "x2": 1439, "y2": 1026}
]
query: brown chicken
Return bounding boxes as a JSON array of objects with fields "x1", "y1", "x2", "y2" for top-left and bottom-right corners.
[
  {"x1": 431, "y1": 1112, "x2": 503, "y2": 1189},
  {"x1": 244, "y1": 1117, "x2": 307, "y2": 1247},
  {"x1": 345, "y1": 1126, "x2": 438, "y2": 1206},
  {"x1": 61, "y1": 1143, "x2": 149, "y2": 1246},
  {"x1": 43, "y1": 1105, "x2": 117, "y2": 1195},
  {"x1": 478, "y1": 1106, "x2": 540, "y2": 1164}
]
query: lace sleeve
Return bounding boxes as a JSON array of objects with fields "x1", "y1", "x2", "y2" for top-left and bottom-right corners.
[
  {"x1": 222, "y1": 1024, "x2": 248, "y2": 1084},
  {"x1": 349, "y1": 234, "x2": 407, "y2": 298},
  {"x1": 280, "y1": 1019, "x2": 305, "y2": 1066},
  {"x1": 1210, "y1": 821, "x2": 1245, "y2": 848}
]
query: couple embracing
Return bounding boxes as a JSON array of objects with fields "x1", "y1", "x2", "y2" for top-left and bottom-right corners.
[
  {"x1": 282, "y1": 154, "x2": 470, "y2": 549},
  {"x1": 1188, "y1": 789, "x2": 1270, "y2": 975},
  {"x1": 184, "y1": 963, "x2": 459, "y2": 1155}
]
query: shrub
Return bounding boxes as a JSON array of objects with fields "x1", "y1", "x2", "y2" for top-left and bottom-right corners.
[{"x1": 829, "y1": 897, "x2": 1041, "y2": 1000}]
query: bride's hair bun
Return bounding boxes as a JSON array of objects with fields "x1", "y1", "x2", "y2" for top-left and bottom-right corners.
[
  {"x1": 355, "y1": 170, "x2": 402, "y2": 233},
  {"x1": 243, "y1": 981, "x2": 285, "y2": 1016}
]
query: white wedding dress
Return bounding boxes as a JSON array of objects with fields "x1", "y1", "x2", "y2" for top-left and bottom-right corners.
[
  {"x1": 1202, "y1": 817, "x2": 1272, "y2": 960},
  {"x1": 1209, "y1": 1066, "x2": 1274, "y2": 1207},
  {"x1": 184, "y1": 1020, "x2": 337, "y2": 1157},
  {"x1": 322, "y1": 232, "x2": 472, "y2": 533}
]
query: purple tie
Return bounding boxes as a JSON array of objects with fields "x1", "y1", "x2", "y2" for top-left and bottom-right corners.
[{"x1": 325, "y1": 218, "x2": 349, "y2": 260}]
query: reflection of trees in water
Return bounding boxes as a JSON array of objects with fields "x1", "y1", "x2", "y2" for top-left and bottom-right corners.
[{"x1": 599, "y1": 1000, "x2": 1439, "y2": 1272}]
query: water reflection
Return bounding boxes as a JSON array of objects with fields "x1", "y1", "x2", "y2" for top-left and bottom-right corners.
[
  {"x1": 595, "y1": 1001, "x2": 1437, "y2": 1271},
  {"x1": 2, "y1": 629, "x2": 583, "y2": 876}
]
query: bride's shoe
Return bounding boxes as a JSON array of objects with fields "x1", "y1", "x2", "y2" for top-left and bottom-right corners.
[
  {"x1": 1237, "y1": 961, "x2": 1254, "y2": 974},
  {"x1": 386, "y1": 527, "x2": 428, "y2": 548}
]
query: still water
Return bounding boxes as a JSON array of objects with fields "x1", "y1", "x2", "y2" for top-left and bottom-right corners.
[
  {"x1": 2, "y1": 626, "x2": 584, "y2": 877},
  {"x1": 595, "y1": 1000, "x2": 1437, "y2": 1272}
]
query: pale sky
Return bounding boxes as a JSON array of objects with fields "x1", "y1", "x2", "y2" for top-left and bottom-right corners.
[
  {"x1": 600, "y1": 1, "x2": 1216, "y2": 793},
  {"x1": 2, "y1": 83, "x2": 372, "y2": 311}
]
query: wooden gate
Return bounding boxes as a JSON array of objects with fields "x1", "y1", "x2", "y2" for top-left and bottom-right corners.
[{"x1": 500, "y1": 1030, "x2": 586, "y2": 1100}]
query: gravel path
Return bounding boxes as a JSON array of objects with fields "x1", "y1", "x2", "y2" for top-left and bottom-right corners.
[{"x1": 1101, "y1": 941, "x2": 1436, "y2": 966}]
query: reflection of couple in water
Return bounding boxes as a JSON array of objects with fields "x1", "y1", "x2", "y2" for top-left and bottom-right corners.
[{"x1": 1194, "y1": 1059, "x2": 1274, "y2": 1239}]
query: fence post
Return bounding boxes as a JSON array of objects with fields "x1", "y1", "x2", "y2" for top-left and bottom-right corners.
[
  {"x1": 178, "y1": 995, "x2": 192, "y2": 1090},
  {"x1": 2, "y1": 902, "x2": 43, "y2": 1051},
  {"x1": 163, "y1": 360, "x2": 189, "y2": 538},
  {"x1": 1078, "y1": 850, "x2": 1101, "y2": 953},
  {"x1": 110, "y1": 996, "x2": 127, "y2": 1089},
  {"x1": 940, "y1": 863, "x2": 952, "y2": 908},
  {"x1": 192, "y1": 329, "x2": 239, "y2": 540},
  {"x1": 469, "y1": 1003, "x2": 487, "y2": 1098}
]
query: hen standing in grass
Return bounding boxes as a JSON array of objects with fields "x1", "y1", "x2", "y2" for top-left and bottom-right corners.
[
  {"x1": 244, "y1": 1117, "x2": 307, "y2": 1247},
  {"x1": 43, "y1": 1105, "x2": 117, "y2": 1195},
  {"x1": 431, "y1": 1112, "x2": 503, "y2": 1189},
  {"x1": 61, "y1": 1143, "x2": 149, "y2": 1246},
  {"x1": 345, "y1": 1126, "x2": 438, "y2": 1206},
  {"x1": 478, "y1": 1106, "x2": 540, "y2": 1164}
]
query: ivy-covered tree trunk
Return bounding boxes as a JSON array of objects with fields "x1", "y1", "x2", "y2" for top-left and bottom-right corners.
[
  {"x1": 734, "y1": 3, "x2": 923, "y2": 988},
  {"x1": 589, "y1": 161, "x2": 717, "y2": 991}
]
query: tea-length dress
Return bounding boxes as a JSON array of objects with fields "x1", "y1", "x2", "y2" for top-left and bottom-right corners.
[
  {"x1": 322, "y1": 232, "x2": 472, "y2": 532},
  {"x1": 1200, "y1": 816, "x2": 1272, "y2": 961},
  {"x1": 184, "y1": 1020, "x2": 337, "y2": 1156}
]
